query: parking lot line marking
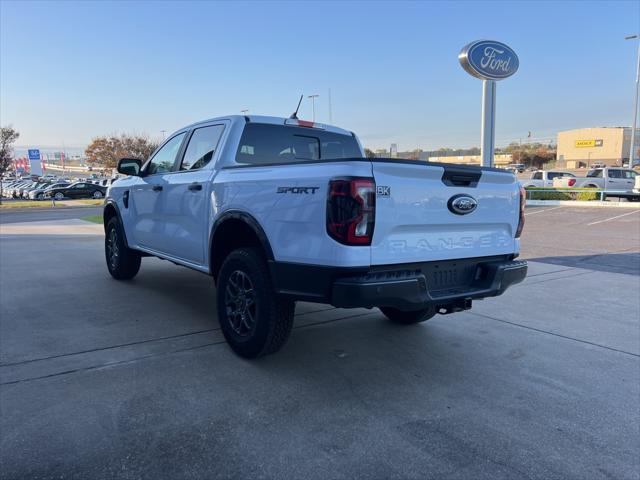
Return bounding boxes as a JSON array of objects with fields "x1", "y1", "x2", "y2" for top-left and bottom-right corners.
[
  {"x1": 1, "y1": 310, "x2": 378, "y2": 386},
  {"x1": 0, "y1": 305, "x2": 340, "y2": 369},
  {"x1": 524, "y1": 206, "x2": 564, "y2": 216},
  {"x1": 470, "y1": 311, "x2": 639, "y2": 358},
  {"x1": 586, "y1": 210, "x2": 640, "y2": 226}
]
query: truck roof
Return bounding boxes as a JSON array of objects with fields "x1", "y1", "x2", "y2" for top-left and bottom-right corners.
[{"x1": 182, "y1": 115, "x2": 355, "y2": 137}]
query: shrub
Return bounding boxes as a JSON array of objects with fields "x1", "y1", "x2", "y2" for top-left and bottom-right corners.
[
  {"x1": 524, "y1": 187, "x2": 601, "y2": 201},
  {"x1": 527, "y1": 190, "x2": 572, "y2": 200},
  {"x1": 576, "y1": 191, "x2": 600, "y2": 201}
]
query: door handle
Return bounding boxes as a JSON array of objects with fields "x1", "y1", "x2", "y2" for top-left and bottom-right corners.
[
  {"x1": 188, "y1": 183, "x2": 202, "y2": 191},
  {"x1": 152, "y1": 185, "x2": 163, "y2": 192}
]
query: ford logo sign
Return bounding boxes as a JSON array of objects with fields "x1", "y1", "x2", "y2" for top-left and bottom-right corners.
[
  {"x1": 448, "y1": 194, "x2": 478, "y2": 215},
  {"x1": 459, "y1": 40, "x2": 519, "y2": 81}
]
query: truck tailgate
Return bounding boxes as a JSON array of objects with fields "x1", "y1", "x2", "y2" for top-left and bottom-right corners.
[{"x1": 370, "y1": 160, "x2": 519, "y2": 265}]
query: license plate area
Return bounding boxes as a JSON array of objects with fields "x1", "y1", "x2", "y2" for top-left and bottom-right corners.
[{"x1": 423, "y1": 261, "x2": 476, "y2": 291}]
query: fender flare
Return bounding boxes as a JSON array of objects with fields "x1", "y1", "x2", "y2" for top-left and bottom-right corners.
[
  {"x1": 209, "y1": 210, "x2": 275, "y2": 272},
  {"x1": 103, "y1": 200, "x2": 131, "y2": 248}
]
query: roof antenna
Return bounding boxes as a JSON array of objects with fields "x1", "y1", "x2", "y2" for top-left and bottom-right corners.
[{"x1": 289, "y1": 94, "x2": 303, "y2": 119}]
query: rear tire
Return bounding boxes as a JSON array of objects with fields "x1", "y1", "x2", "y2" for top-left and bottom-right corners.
[
  {"x1": 380, "y1": 305, "x2": 436, "y2": 324},
  {"x1": 105, "y1": 217, "x2": 141, "y2": 280},
  {"x1": 93, "y1": 191, "x2": 103, "y2": 199},
  {"x1": 216, "y1": 248, "x2": 295, "y2": 358}
]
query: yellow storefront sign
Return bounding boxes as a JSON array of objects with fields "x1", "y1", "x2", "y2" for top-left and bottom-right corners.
[{"x1": 575, "y1": 139, "x2": 603, "y2": 148}]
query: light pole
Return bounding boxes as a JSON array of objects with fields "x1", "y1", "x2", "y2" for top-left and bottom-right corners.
[
  {"x1": 625, "y1": 34, "x2": 639, "y2": 168},
  {"x1": 308, "y1": 94, "x2": 319, "y2": 122},
  {"x1": 161, "y1": 130, "x2": 166, "y2": 140},
  {"x1": 241, "y1": 109, "x2": 249, "y2": 115}
]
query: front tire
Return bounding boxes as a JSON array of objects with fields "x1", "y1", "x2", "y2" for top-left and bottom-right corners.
[
  {"x1": 54, "y1": 192, "x2": 64, "y2": 200},
  {"x1": 380, "y1": 305, "x2": 436, "y2": 324},
  {"x1": 216, "y1": 248, "x2": 295, "y2": 358},
  {"x1": 105, "y1": 217, "x2": 141, "y2": 280}
]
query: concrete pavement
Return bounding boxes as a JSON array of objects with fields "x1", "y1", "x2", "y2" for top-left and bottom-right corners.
[{"x1": 0, "y1": 206, "x2": 638, "y2": 479}]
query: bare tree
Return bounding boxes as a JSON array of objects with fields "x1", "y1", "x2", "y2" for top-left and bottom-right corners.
[
  {"x1": 0, "y1": 126, "x2": 20, "y2": 204},
  {"x1": 85, "y1": 133, "x2": 159, "y2": 171}
]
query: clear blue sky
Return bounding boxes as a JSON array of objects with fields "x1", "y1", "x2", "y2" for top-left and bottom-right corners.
[{"x1": 1, "y1": 0, "x2": 638, "y2": 152}]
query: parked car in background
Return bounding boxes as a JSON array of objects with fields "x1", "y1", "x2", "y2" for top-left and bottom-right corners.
[
  {"x1": 99, "y1": 178, "x2": 118, "y2": 187},
  {"x1": 28, "y1": 182, "x2": 71, "y2": 200},
  {"x1": 553, "y1": 168, "x2": 637, "y2": 190},
  {"x1": 1, "y1": 180, "x2": 21, "y2": 197},
  {"x1": 21, "y1": 182, "x2": 51, "y2": 199},
  {"x1": 589, "y1": 162, "x2": 606, "y2": 169},
  {"x1": 9, "y1": 181, "x2": 32, "y2": 198},
  {"x1": 506, "y1": 163, "x2": 525, "y2": 173},
  {"x1": 520, "y1": 170, "x2": 575, "y2": 188},
  {"x1": 17, "y1": 182, "x2": 41, "y2": 198},
  {"x1": 44, "y1": 182, "x2": 107, "y2": 200}
]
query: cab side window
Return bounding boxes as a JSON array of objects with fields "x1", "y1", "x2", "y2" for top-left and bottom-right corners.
[
  {"x1": 180, "y1": 125, "x2": 225, "y2": 171},
  {"x1": 146, "y1": 133, "x2": 186, "y2": 175}
]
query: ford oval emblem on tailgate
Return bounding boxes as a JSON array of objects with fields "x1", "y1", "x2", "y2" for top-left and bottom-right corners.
[{"x1": 448, "y1": 194, "x2": 477, "y2": 215}]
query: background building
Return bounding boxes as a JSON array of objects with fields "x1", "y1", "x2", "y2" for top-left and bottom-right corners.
[
  {"x1": 556, "y1": 127, "x2": 639, "y2": 168},
  {"x1": 389, "y1": 143, "x2": 398, "y2": 158}
]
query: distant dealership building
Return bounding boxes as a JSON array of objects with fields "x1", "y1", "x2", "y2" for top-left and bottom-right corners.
[{"x1": 556, "y1": 127, "x2": 639, "y2": 168}]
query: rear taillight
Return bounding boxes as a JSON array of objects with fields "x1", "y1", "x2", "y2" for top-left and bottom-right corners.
[
  {"x1": 327, "y1": 178, "x2": 375, "y2": 245},
  {"x1": 515, "y1": 185, "x2": 526, "y2": 238},
  {"x1": 568, "y1": 178, "x2": 576, "y2": 187}
]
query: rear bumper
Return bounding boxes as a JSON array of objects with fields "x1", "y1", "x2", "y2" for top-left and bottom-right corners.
[
  {"x1": 271, "y1": 255, "x2": 527, "y2": 311},
  {"x1": 331, "y1": 259, "x2": 527, "y2": 310}
]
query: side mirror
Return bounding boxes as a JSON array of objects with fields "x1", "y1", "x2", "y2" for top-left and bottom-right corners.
[{"x1": 117, "y1": 158, "x2": 142, "y2": 177}]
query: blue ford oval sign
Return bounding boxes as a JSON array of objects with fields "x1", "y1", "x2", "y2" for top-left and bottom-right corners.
[{"x1": 459, "y1": 40, "x2": 519, "y2": 81}]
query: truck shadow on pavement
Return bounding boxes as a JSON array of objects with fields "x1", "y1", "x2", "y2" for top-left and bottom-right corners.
[{"x1": 528, "y1": 252, "x2": 640, "y2": 276}]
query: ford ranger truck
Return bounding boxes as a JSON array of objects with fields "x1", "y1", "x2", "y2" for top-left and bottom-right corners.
[{"x1": 104, "y1": 115, "x2": 527, "y2": 358}]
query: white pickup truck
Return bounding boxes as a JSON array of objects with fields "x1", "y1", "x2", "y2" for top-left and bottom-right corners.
[
  {"x1": 520, "y1": 170, "x2": 575, "y2": 188},
  {"x1": 103, "y1": 115, "x2": 527, "y2": 357},
  {"x1": 553, "y1": 167, "x2": 637, "y2": 190}
]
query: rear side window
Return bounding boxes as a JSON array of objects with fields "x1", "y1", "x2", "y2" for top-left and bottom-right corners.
[
  {"x1": 180, "y1": 125, "x2": 225, "y2": 170},
  {"x1": 548, "y1": 172, "x2": 572, "y2": 180},
  {"x1": 235, "y1": 123, "x2": 361, "y2": 165}
]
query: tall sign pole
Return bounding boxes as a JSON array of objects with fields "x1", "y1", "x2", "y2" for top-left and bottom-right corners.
[
  {"x1": 480, "y1": 80, "x2": 496, "y2": 167},
  {"x1": 459, "y1": 40, "x2": 519, "y2": 167},
  {"x1": 625, "y1": 34, "x2": 639, "y2": 167}
]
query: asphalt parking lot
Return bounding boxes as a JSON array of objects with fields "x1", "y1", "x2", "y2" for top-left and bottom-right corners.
[{"x1": 1, "y1": 206, "x2": 639, "y2": 479}]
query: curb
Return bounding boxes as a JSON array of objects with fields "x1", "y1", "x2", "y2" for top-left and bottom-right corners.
[{"x1": 526, "y1": 200, "x2": 640, "y2": 208}]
